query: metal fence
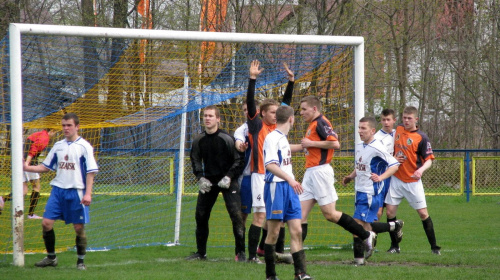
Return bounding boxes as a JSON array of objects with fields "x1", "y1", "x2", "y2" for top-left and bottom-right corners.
[
  {"x1": 178, "y1": 149, "x2": 500, "y2": 200},
  {"x1": 1, "y1": 150, "x2": 499, "y2": 200}
]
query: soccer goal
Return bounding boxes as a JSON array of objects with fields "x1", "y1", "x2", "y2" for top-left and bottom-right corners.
[{"x1": 3, "y1": 23, "x2": 364, "y2": 266}]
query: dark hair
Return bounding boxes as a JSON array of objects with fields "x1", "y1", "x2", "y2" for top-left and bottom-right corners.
[
  {"x1": 259, "y1": 98, "x2": 279, "y2": 117},
  {"x1": 300, "y1": 95, "x2": 322, "y2": 112},
  {"x1": 276, "y1": 105, "x2": 294, "y2": 124},
  {"x1": 204, "y1": 105, "x2": 220, "y2": 118},
  {"x1": 359, "y1": 116, "x2": 377, "y2": 129},
  {"x1": 381, "y1": 108, "x2": 396, "y2": 119},
  {"x1": 62, "y1": 113, "x2": 80, "y2": 126}
]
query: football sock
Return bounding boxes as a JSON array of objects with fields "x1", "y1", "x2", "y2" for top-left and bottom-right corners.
[
  {"x1": 264, "y1": 243, "x2": 276, "y2": 277},
  {"x1": 353, "y1": 237, "x2": 365, "y2": 259},
  {"x1": 248, "y1": 224, "x2": 261, "y2": 258},
  {"x1": 276, "y1": 227, "x2": 285, "y2": 253},
  {"x1": 4, "y1": 193, "x2": 12, "y2": 202},
  {"x1": 387, "y1": 217, "x2": 399, "y2": 247},
  {"x1": 370, "y1": 222, "x2": 390, "y2": 233},
  {"x1": 29, "y1": 191, "x2": 40, "y2": 215},
  {"x1": 43, "y1": 229, "x2": 56, "y2": 258},
  {"x1": 301, "y1": 223, "x2": 308, "y2": 242},
  {"x1": 76, "y1": 235, "x2": 87, "y2": 256},
  {"x1": 292, "y1": 250, "x2": 307, "y2": 275},
  {"x1": 422, "y1": 216, "x2": 440, "y2": 249},
  {"x1": 337, "y1": 213, "x2": 370, "y2": 240},
  {"x1": 258, "y1": 228, "x2": 268, "y2": 251}
]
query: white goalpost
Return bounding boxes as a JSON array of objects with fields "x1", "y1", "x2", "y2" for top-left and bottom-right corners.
[{"x1": 8, "y1": 23, "x2": 364, "y2": 267}]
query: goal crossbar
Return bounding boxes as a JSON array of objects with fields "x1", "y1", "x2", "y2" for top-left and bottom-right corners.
[{"x1": 8, "y1": 23, "x2": 365, "y2": 267}]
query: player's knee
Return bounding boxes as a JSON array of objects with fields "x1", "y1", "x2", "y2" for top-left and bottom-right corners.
[
  {"x1": 41, "y1": 221, "x2": 53, "y2": 232},
  {"x1": 253, "y1": 213, "x2": 265, "y2": 226},
  {"x1": 73, "y1": 224, "x2": 85, "y2": 235},
  {"x1": 323, "y1": 210, "x2": 341, "y2": 223},
  {"x1": 417, "y1": 209, "x2": 429, "y2": 220}
]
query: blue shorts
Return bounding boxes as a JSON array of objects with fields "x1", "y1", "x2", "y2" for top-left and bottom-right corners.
[
  {"x1": 264, "y1": 181, "x2": 301, "y2": 222},
  {"x1": 240, "y1": 175, "x2": 252, "y2": 214},
  {"x1": 44, "y1": 186, "x2": 89, "y2": 225},
  {"x1": 353, "y1": 191, "x2": 380, "y2": 223},
  {"x1": 377, "y1": 177, "x2": 391, "y2": 207}
]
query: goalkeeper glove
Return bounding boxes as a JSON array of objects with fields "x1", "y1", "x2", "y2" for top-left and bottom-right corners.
[
  {"x1": 218, "y1": 176, "x2": 231, "y2": 189},
  {"x1": 198, "y1": 177, "x2": 212, "y2": 194}
]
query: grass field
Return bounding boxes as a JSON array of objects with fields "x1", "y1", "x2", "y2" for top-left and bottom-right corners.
[{"x1": 1, "y1": 196, "x2": 499, "y2": 280}]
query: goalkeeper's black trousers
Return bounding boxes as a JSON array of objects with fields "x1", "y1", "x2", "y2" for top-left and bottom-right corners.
[{"x1": 195, "y1": 179, "x2": 245, "y2": 256}]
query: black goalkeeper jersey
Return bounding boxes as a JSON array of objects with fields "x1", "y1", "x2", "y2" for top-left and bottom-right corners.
[{"x1": 190, "y1": 129, "x2": 244, "y2": 182}]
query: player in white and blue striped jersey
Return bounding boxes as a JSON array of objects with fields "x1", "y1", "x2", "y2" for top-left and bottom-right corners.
[
  {"x1": 374, "y1": 108, "x2": 397, "y2": 221},
  {"x1": 343, "y1": 116, "x2": 403, "y2": 265},
  {"x1": 23, "y1": 113, "x2": 98, "y2": 270},
  {"x1": 262, "y1": 105, "x2": 311, "y2": 280}
]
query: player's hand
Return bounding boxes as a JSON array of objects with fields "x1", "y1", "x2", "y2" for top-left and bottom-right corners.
[
  {"x1": 81, "y1": 193, "x2": 92, "y2": 206},
  {"x1": 198, "y1": 177, "x2": 212, "y2": 194},
  {"x1": 370, "y1": 173, "x2": 382, "y2": 182},
  {"x1": 342, "y1": 176, "x2": 353, "y2": 186},
  {"x1": 236, "y1": 141, "x2": 248, "y2": 152},
  {"x1": 289, "y1": 179, "x2": 303, "y2": 195},
  {"x1": 218, "y1": 176, "x2": 231, "y2": 189},
  {"x1": 411, "y1": 169, "x2": 423, "y2": 180},
  {"x1": 249, "y1": 60, "x2": 264, "y2": 79},
  {"x1": 301, "y1": 138, "x2": 314, "y2": 148},
  {"x1": 395, "y1": 153, "x2": 406, "y2": 163},
  {"x1": 283, "y1": 62, "x2": 294, "y2": 82}
]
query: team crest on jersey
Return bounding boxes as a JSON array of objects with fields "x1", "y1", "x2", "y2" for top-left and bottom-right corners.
[
  {"x1": 64, "y1": 155, "x2": 69, "y2": 161},
  {"x1": 355, "y1": 156, "x2": 366, "y2": 171},
  {"x1": 426, "y1": 142, "x2": 433, "y2": 154},
  {"x1": 407, "y1": 138, "x2": 413, "y2": 145},
  {"x1": 324, "y1": 126, "x2": 335, "y2": 136},
  {"x1": 395, "y1": 134, "x2": 400, "y2": 141},
  {"x1": 307, "y1": 129, "x2": 311, "y2": 136}
]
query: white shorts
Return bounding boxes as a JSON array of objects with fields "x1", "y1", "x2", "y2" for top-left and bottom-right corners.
[
  {"x1": 385, "y1": 176, "x2": 427, "y2": 210},
  {"x1": 251, "y1": 173, "x2": 266, "y2": 213},
  {"x1": 299, "y1": 164, "x2": 338, "y2": 206},
  {"x1": 23, "y1": 171, "x2": 40, "y2": 183}
]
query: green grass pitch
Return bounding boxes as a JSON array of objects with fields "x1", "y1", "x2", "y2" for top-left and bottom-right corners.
[{"x1": 1, "y1": 196, "x2": 499, "y2": 279}]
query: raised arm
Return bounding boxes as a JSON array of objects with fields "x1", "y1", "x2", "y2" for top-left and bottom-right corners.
[
  {"x1": 281, "y1": 62, "x2": 295, "y2": 106},
  {"x1": 247, "y1": 60, "x2": 264, "y2": 119}
]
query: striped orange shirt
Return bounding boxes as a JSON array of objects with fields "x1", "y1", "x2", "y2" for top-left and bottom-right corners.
[
  {"x1": 393, "y1": 125, "x2": 435, "y2": 182},
  {"x1": 304, "y1": 115, "x2": 338, "y2": 169},
  {"x1": 248, "y1": 112, "x2": 276, "y2": 174}
]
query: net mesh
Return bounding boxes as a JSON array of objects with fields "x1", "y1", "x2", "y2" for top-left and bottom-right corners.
[{"x1": 0, "y1": 33, "x2": 355, "y2": 254}]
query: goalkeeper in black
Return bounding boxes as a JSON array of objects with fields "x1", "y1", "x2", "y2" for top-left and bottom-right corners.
[{"x1": 186, "y1": 105, "x2": 247, "y2": 262}]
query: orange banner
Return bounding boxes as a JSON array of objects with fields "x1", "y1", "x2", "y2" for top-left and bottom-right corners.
[
  {"x1": 199, "y1": 0, "x2": 228, "y2": 71},
  {"x1": 138, "y1": 0, "x2": 152, "y2": 63}
]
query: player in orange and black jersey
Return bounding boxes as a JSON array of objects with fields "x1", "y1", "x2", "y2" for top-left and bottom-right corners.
[
  {"x1": 290, "y1": 96, "x2": 377, "y2": 258},
  {"x1": 385, "y1": 106, "x2": 441, "y2": 255},
  {"x1": 245, "y1": 60, "x2": 295, "y2": 263}
]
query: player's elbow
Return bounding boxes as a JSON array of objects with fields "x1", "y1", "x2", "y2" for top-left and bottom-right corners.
[{"x1": 332, "y1": 141, "x2": 340, "y2": 150}]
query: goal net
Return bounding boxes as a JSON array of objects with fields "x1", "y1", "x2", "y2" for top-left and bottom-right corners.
[{"x1": 1, "y1": 24, "x2": 364, "y2": 262}]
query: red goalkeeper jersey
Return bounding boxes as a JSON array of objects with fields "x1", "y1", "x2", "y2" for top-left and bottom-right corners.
[{"x1": 26, "y1": 130, "x2": 51, "y2": 159}]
